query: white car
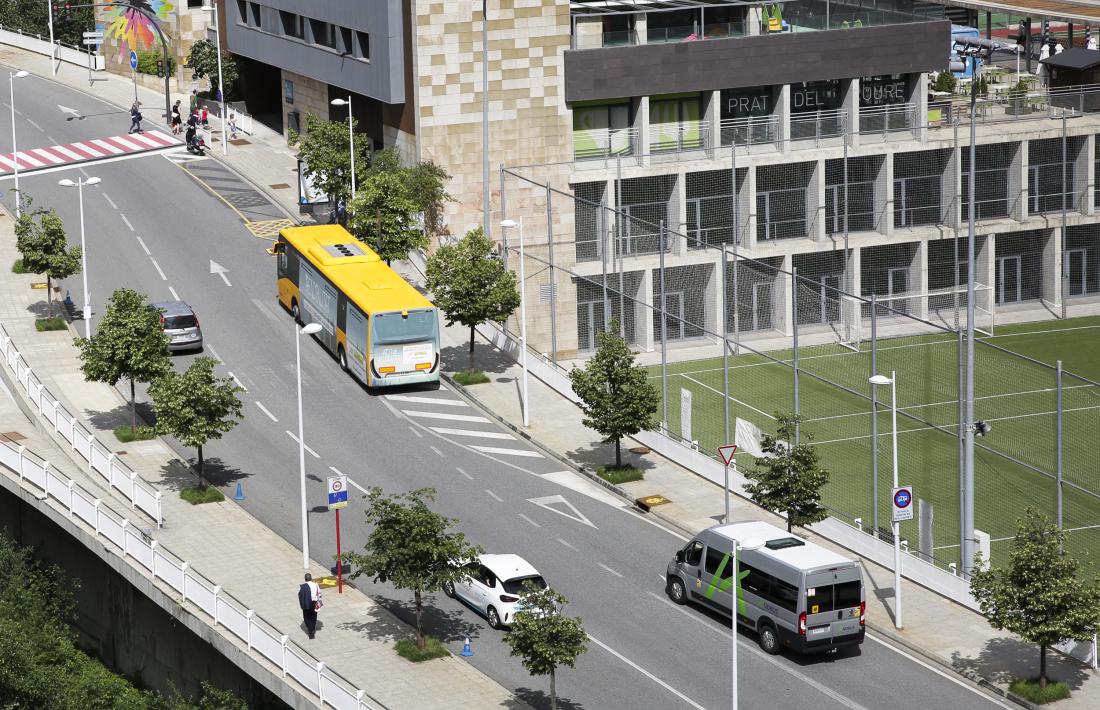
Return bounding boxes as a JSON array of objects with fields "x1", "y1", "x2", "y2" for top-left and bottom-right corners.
[{"x1": 442, "y1": 554, "x2": 547, "y2": 629}]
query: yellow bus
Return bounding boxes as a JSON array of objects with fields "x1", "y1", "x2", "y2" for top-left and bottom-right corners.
[{"x1": 274, "y1": 225, "x2": 440, "y2": 389}]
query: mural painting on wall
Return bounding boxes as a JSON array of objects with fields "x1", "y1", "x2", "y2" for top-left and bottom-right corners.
[{"x1": 102, "y1": 1, "x2": 174, "y2": 62}]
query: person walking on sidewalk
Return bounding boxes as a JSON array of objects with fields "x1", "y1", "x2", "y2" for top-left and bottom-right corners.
[
  {"x1": 171, "y1": 100, "x2": 182, "y2": 135},
  {"x1": 128, "y1": 102, "x2": 143, "y2": 134},
  {"x1": 298, "y1": 573, "x2": 322, "y2": 639}
]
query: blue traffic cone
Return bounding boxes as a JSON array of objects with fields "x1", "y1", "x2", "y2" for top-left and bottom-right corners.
[
  {"x1": 233, "y1": 482, "x2": 245, "y2": 501},
  {"x1": 460, "y1": 636, "x2": 473, "y2": 657}
]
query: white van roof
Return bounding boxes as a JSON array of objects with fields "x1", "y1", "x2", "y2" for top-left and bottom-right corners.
[{"x1": 710, "y1": 521, "x2": 854, "y2": 570}]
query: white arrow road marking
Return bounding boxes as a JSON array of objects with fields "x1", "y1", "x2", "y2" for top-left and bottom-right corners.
[
  {"x1": 539, "y1": 471, "x2": 626, "y2": 509},
  {"x1": 527, "y1": 494, "x2": 597, "y2": 529},
  {"x1": 210, "y1": 260, "x2": 231, "y2": 286},
  {"x1": 58, "y1": 104, "x2": 84, "y2": 119}
]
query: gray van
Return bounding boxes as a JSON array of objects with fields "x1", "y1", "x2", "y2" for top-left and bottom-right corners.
[
  {"x1": 666, "y1": 521, "x2": 864, "y2": 655},
  {"x1": 151, "y1": 301, "x2": 203, "y2": 353}
]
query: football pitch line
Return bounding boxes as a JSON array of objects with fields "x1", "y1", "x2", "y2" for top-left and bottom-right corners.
[{"x1": 677, "y1": 374, "x2": 776, "y2": 421}]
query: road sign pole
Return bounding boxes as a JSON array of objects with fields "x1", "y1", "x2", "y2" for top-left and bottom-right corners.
[{"x1": 335, "y1": 508, "x2": 343, "y2": 594}]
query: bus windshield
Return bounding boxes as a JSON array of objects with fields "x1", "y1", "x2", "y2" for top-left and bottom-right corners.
[{"x1": 372, "y1": 310, "x2": 438, "y2": 344}]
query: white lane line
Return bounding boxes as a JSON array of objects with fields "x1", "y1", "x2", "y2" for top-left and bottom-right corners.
[
  {"x1": 586, "y1": 634, "x2": 706, "y2": 710},
  {"x1": 331, "y1": 467, "x2": 370, "y2": 494},
  {"x1": 865, "y1": 634, "x2": 1014, "y2": 708},
  {"x1": 286, "y1": 431, "x2": 320, "y2": 458},
  {"x1": 386, "y1": 395, "x2": 468, "y2": 407},
  {"x1": 227, "y1": 371, "x2": 246, "y2": 392},
  {"x1": 207, "y1": 344, "x2": 222, "y2": 363},
  {"x1": 408, "y1": 426, "x2": 423, "y2": 438},
  {"x1": 429, "y1": 427, "x2": 513, "y2": 440},
  {"x1": 517, "y1": 513, "x2": 541, "y2": 528},
  {"x1": 25, "y1": 117, "x2": 43, "y2": 132},
  {"x1": 456, "y1": 467, "x2": 473, "y2": 480},
  {"x1": 404, "y1": 410, "x2": 490, "y2": 423},
  {"x1": 430, "y1": 445, "x2": 444, "y2": 457},
  {"x1": 485, "y1": 489, "x2": 503, "y2": 502},
  {"x1": 598, "y1": 562, "x2": 623, "y2": 578},
  {"x1": 102, "y1": 193, "x2": 117, "y2": 209},
  {"x1": 255, "y1": 401, "x2": 278, "y2": 422},
  {"x1": 135, "y1": 236, "x2": 151, "y2": 255},
  {"x1": 469, "y1": 445, "x2": 542, "y2": 458},
  {"x1": 557, "y1": 538, "x2": 578, "y2": 551},
  {"x1": 168, "y1": 286, "x2": 180, "y2": 301},
  {"x1": 120, "y1": 213, "x2": 135, "y2": 232},
  {"x1": 149, "y1": 257, "x2": 167, "y2": 281}
]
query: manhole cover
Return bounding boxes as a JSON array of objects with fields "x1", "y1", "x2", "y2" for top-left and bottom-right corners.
[
  {"x1": 629, "y1": 446, "x2": 651, "y2": 455},
  {"x1": 635, "y1": 494, "x2": 671, "y2": 511},
  {"x1": 1, "y1": 431, "x2": 26, "y2": 442}
]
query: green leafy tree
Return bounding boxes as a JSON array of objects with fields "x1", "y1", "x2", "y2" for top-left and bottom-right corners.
[
  {"x1": 364, "y1": 148, "x2": 452, "y2": 239},
  {"x1": 74, "y1": 288, "x2": 170, "y2": 434},
  {"x1": 149, "y1": 357, "x2": 243, "y2": 489},
  {"x1": 503, "y1": 585, "x2": 588, "y2": 710},
  {"x1": 746, "y1": 413, "x2": 830, "y2": 533},
  {"x1": 340, "y1": 487, "x2": 482, "y2": 651},
  {"x1": 970, "y1": 508, "x2": 1100, "y2": 688},
  {"x1": 348, "y1": 169, "x2": 427, "y2": 264},
  {"x1": 0, "y1": 1, "x2": 94, "y2": 46},
  {"x1": 294, "y1": 113, "x2": 372, "y2": 205},
  {"x1": 184, "y1": 39, "x2": 240, "y2": 100},
  {"x1": 568, "y1": 326, "x2": 659, "y2": 468},
  {"x1": 425, "y1": 227, "x2": 519, "y2": 369},
  {"x1": 15, "y1": 207, "x2": 81, "y2": 318}
]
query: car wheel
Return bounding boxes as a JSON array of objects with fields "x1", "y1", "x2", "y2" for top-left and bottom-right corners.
[
  {"x1": 442, "y1": 581, "x2": 456, "y2": 598},
  {"x1": 290, "y1": 301, "x2": 301, "y2": 324},
  {"x1": 667, "y1": 577, "x2": 688, "y2": 605},
  {"x1": 758, "y1": 622, "x2": 780, "y2": 655},
  {"x1": 338, "y1": 346, "x2": 348, "y2": 372},
  {"x1": 486, "y1": 606, "x2": 502, "y2": 630}
]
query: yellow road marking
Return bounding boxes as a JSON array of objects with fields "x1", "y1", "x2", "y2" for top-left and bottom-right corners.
[{"x1": 169, "y1": 160, "x2": 296, "y2": 243}]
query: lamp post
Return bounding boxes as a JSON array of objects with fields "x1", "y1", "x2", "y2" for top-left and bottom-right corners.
[
  {"x1": 729, "y1": 534, "x2": 764, "y2": 710},
  {"x1": 500, "y1": 218, "x2": 529, "y2": 427},
  {"x1": 870, "y1": 371, "x2": 902, "y2": 629},
  {"x1": 201, "y1": 1, "x2": 228, "y2": 155},
  {"x1": 58, "y1": 176, "x2": 101, "y2": 338},
  {"x1": 330, "y1": 97, "x2": 356, "y2": 201},
  {"x1": 297, "y1": 321, "x2": 322, "y2": 570},
  {"x1": 9, "y1": 70, "x2": 29, "y2": 217}
]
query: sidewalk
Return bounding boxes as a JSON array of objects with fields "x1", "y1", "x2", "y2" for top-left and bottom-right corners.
[{"x1": 5, "y1": 42, "x2": 1100, "y2": 709}]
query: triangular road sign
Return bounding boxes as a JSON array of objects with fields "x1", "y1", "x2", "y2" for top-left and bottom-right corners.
[
  {"x1": 527, "y1": 495, "x2": 596, "y2": 529},
  {"x1": 717, "y1": 444, "x2": 738, "y2": 465}
]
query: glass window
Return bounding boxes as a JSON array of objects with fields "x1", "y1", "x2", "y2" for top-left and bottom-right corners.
[
  {"x1": 683, "y1": 541, "x2": 703, "y2": 566},
  {"x1": 806, "y1": 584, "x2": 835, "y2": 613},
  {"x1": 502, "y1": 575, "x2": 547, "y2": 594},
  {"x1": 356, "y1": 31, "x2": 370, "y2": 60},
  {"x1": 704, "y1": 546, "x2": 732, "y2": 580},
  {"x1": 280, "y1": 11, "x2": 304, "y2": 39},
  {"x1": 770, "y1": 578, "x2": 799, "y2": 612},
  {"x1": 236, "y1": 0, "x2": 247, "y2": 23},
  {"x1": 284, "y1": 79, "x2": 294, "y2": 105},
  {"x1": 477, "y1": 566, "x2": 496, "y2": 587},
  {"x1": 835, "y1": 581, "x2": 862, "y2": 609},
  {"x1": 739, "y1": 562, "x2": 771, "y2": 599},
  {"x1": 310, "y1": 18, "x2": 337, "y2": 49}
]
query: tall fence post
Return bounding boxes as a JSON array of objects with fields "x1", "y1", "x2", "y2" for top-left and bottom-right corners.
[
  {"x1": 1061, "y1": 111, "x2": 1068, "y2": 320},
  {"x1": 617, "y1": 156, "x2": 626, "y2": 338},
  {"x1": 659, "y1": 220, "x2": 669, "y2": 433},
  {"x1": 1056, "y1": 360, "x2": 1064, "y2": 529},
  {"x1": 871, "y1": 293, "x2": 880, "y2": 536},
  {"x1": 499, "y1": 164, "x2": 508, "y2": 277},
  {"x1": 791, "y1": 266, "x2": 800, "y2": 443},
  {"x1": 731, "y1": 142, "x2": 741, "y2": 355},
  {"x1": 600, "y1": 193, "x2": 610, "y2": 332},
  {"x1": 721, "y1": 246, "x2": 732, "y2": 469},
  {"x1": 546, "y1": 182, "x2": 557, "y2": 364}
]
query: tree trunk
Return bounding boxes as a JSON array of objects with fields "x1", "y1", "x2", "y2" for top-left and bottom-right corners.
[
  {"x1": 615, "y1": 437, "x2": 622, "y2": 468},
  {"x1": 469, "y1": 325, "x2": 476, "y2": 372},
  {"x1": 1039, "y1": 643, "x2": 1048, "y2": 688},
  {"x1": 414, "y1": 589, "x2": 425, "y2": 650},
  {"x1": 46, "y1": 276, "x2": 53, "y2": 318},
  {"x1": 550, "y1": 668, "x2": 557, "y2": 710},
  {"x1": 130, "y1": 378, "x2": 137, "y2": 434},
  {"x1": 197, "y1": 444, "x2": 205, "y2": 489}
]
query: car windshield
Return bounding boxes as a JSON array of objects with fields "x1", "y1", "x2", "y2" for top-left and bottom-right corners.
[
  {"x1": 502, "y1": 575, "x2": 547, "y2": 595},
  {"x1": 164, "y1": 315, "x2": 197, "y2": 329}
]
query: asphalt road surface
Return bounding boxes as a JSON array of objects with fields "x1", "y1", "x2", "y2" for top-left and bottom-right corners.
[{"x1": 0, "y1": 66, "x2": 1013, "y2": 710}]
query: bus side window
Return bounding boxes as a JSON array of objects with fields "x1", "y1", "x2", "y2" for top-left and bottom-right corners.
[{"x1": 278, "y1": 248, "x2": 288, "y2": 273}]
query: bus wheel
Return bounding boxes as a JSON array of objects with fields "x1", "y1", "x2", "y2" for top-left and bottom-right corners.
[
  {"x1": 338, "y1": 346, "x2": 348, "y2": 372},
  {"x1": 758, "y1": 622, "x2": 780, "y2": 655},
  {"x1": 290, "y1": 300, "x2": 301, "y2": 324}
]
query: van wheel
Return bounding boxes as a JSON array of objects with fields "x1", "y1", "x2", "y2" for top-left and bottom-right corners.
[
  {"x1": 442, "y1": 581, "x2": 456, "y2": 598},
  {"x1": 758, "y1": 622, "x2": 780, "y2": 655},
  {"x1": 338, "y1": 346, "x2": 348, "y2": 372},
  {"x1": 486, "y1": 606, "x2": 502, "y2": 630},
  {"x1": 667, "y1": 577, "x2": 688, "y2": 605},
  {"x1": 290, "y1": 300, "x2": 301, "y2": 324}
]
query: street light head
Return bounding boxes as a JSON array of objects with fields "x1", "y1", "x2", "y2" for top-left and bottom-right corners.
[
  {"x1": 739, "y1": 537, "x2": 765, "y2": 552},
  {"x1": 499, "y1": 219, "x2": 518, "y2": 229},
  {"x1": 58, "y1": 178, "x2": 76, "y2": 187},
  {"x1": 330, "y1": 98, "x2": 348, "y2": 107},
  {"x1": 301, "y1": 322, "x2": 322, "y2": 336},
  {"x1": 869, "y1": 374, "x2": 893, "y2": 386},
  {"x1": 13, "y1": 70, "x2": 28, "y2": 79},
  {"x1": 85, "y1": 177, "x2": 101, "y2": 186}
]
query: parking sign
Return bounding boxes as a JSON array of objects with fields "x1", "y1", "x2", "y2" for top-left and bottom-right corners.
[
  {"x1": 327, "y1": 475, "x2": 348, "y2": 510},
  {"x1": 892, "y1": 486, "x2": 914, "y2": 522}
]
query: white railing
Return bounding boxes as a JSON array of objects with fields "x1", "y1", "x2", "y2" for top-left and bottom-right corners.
[
  {"x1": 573, "y1": 126, "x2": 639, "y2": 161},
  {"x1": 719, "y1": 115, "x2": 781, "y2": 151},
  {"x1": 0, "y1": 437, "x2": 388, "y2": 710},
  {"x1": 0, "y1": 24, "x2": 105, "y2": 70},
  {"x1": 647, "y1": 120, "x2": 710, "y2": 154},
  {"x1": 858, "y1": 102, "x2": 918, "y2": 139},
  {"x1": 0, "y1": 321, "x2": 162, "y2": 526}
]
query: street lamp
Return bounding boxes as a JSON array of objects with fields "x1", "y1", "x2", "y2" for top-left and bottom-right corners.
[
  {"x1": 58, "y1": 176, "x2": 101, "y2": 338},
  {"x1": 297, "y1": 321, "x2": 322, "y2": 570},
  {"x1": 330, "y1": 97, "x2": 356, "y2": 201},
  {"x1": 729, "y1": 534, "x2": 764, "y2": 710},
  {"x1": 500, "y1": 218, "x2": 529, "y2": 427},
  {"x1": 9, "y1": 70, "x2": 29, "y2": 217},
  {"x1": 869, "y1": 371, "x2": 902, "y2": 629},
  {"x1": 201, "y1": 1, "x2": 228, "y2": 156}
]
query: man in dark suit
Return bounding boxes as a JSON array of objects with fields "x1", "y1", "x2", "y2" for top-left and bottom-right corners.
[{"x1": 299, "y1": 573, "x2": 318, "y2": 639}]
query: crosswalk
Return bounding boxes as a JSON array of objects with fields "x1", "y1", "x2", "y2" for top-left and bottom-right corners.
[
  {"x1": 386, "y1": 390, "x2": 545, "y2": 459},
  {"x1": 0, "y1": 131, "x2": 181, "y2": 176}
]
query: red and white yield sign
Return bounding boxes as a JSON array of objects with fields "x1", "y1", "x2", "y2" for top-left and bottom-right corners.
[{"x1": 717, "y1": 444, "x2": 738, "y2": 466}]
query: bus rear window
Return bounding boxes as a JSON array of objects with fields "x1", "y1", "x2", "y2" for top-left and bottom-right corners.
[{"x1": 372, "y1": 310, "x2": 437, "y2": 343}]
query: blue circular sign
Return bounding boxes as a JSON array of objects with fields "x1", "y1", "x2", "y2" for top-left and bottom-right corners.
[
  {"x1": 894, "y1": 489, "x2": 912, "y2": 509},
  {"x1": 129, "y1": 50, "x2": 139, "y2": 70}
]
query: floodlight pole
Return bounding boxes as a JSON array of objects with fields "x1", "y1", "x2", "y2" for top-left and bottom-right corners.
[{"x1": 962, "y1": 51, "x2": 979, "y2": 578}]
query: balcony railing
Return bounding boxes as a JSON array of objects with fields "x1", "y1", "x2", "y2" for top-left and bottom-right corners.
[
  {"x1": 719, "y1": 116, "x2": 781, "y2": 151},
  {"x1": 648, "y1": 121, "x2": 709, "y2": 154},
  {"x1": 859, "y1": 103, "x2": 918, "y2": 139},
  {"x1": 790, "y1": 108, "x2": 847, "y2": 145},
  {"x1": 573, "y1": 126, "x2": 640, "y2": 161}
]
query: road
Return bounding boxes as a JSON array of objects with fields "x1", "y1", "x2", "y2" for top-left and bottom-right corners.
[{"x1": 0, "y1": 65, "x2": 1013, "y2": 710}]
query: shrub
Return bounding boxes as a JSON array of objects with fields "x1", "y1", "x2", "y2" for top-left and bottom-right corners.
[
  {"x1": 35, "y1": 317, "x2": 67, "y2": 331},
  {"x1": 1008, "y1": 678, "x2": 1071, "y2": 704},
  {"x1": 933, "y1": 71, "x2": 957, "y2": 94},
  {"x1": 453, "y1": 370, "x2": 490, "y2": 386},
  {"x1": 114, "y1": 425, "x2": 156, "y2": 443},
  {"x1": 180, "y1": 485, "x2": 226, "y2": 505},
  {"x1": 394, "y1": 636, "x2": 450, "y2": 662},
  {"x1": 136, "y1": 50, "x2": 175, "y2": 76},
  {"x1": 596, "y1": 464, "x2": 644, "y2": 485},
  {"x1": 12, "y1": 258, "x2": 28, "y2": 273}
]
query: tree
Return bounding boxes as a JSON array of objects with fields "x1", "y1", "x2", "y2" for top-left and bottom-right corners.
[
  {"x1": 425, "y1": 227, "x2": 519, "y2": 369},
  {"x1": 567, "y1": 326, "x2": 659, "y2": 468},
  {"x1": 365, "y1": 148, "x2": 452, "y2": 239},
  {"x1": 293, "y1": 113, "x2": 372, "y2": 206},
  {"x1": 340, "y1": 487, "x2": 482, "y2": 651},
  {"x1": 503, "y1": 585, "x2": 588, "y2": 710},
  {"x1": 149, "y1": 357, "x2": 243, "y2": 489},
  {"x1": 970, "y1": 508, "x2": 1100, "y2": 688},
  {"x1": 347, "y1": 169, "x2": 427, "y2": 264},
  {"x1": 15, "y1": 207, "x2": 81, "y2": 318},
  {"x1": 74, "y1": 288, "x2": 170, "y2": 434},
  {"x1": 184, "y1": 38, "x2": 239, "y2": 100},
  {"x1": 746, "y1": 413, "x2": 829, "y2": 532}
]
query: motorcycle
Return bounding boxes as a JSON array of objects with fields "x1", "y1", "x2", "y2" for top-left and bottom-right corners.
[{"x1": 186, "y1": 132, "x2": 207, "y2": 155}]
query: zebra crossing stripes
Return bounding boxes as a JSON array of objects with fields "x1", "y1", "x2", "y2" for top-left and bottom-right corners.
[
  {"x1": 429, "y1": 427, "x2": 514, "y2": 440},
  {"x1": 388, "y1": 392, "x2": 545, "y2": 458},
  {"x1": 470, "y1": 445, "x2": 544, "y2": 458},
  {"x1": 0, "y1": 131, "x2": 180, "y2": 177},
  {"x1": 403, "y1": 410, "x2": 490, "y2": 423}
]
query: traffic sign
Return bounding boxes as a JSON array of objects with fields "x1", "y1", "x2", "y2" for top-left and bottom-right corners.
[
  {"x1": 129, "y1": 50, "x2": 139, "y2": 71},
  {"x1": 327, "y1": 474, "x2": 348, "y2": 510},
  {"x1": 717, "y1": 444, "x2": 738, "y2": 466},
  {"x1": 83, "y1": 31, "x2": 104, "y2": 39},
  {"x1": 892, "y1": 486, "x2": 914, "y2": 522},
  {"x1": 82, "y1": 38, "x2": 103, "y2": 45}
]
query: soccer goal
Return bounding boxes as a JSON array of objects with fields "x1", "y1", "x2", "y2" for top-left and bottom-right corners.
[
  {"x1": 837, "y1": 294, "x2": 863, "y2": 352},
  {"x1": 923, "y1": 283, "x2": 995, "y2": 336}
]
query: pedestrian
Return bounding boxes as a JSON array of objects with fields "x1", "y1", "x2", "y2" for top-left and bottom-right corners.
[
  {"x1": 228, "y1": 113, "x2": 238, "y2": 139},
  {"x1": 200, "y1": 104, "x2": 210, "y2": 129},
  {"x1": 298, "y1": 572, "x2": 322, "y2": 639},
  {"x1": 171, "y1": 100, "x2": 182, "y2": 135},
  {"x1": 189, "y1": 88, "x2": 199, "y2": 115},
  {"x1": 129, "y1": 102, "x2": 143, "y2": 134}
]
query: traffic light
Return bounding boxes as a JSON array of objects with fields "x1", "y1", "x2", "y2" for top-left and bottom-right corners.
[{"x1": 64, "y1": 2, "x2": 72, "y2": 21}]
